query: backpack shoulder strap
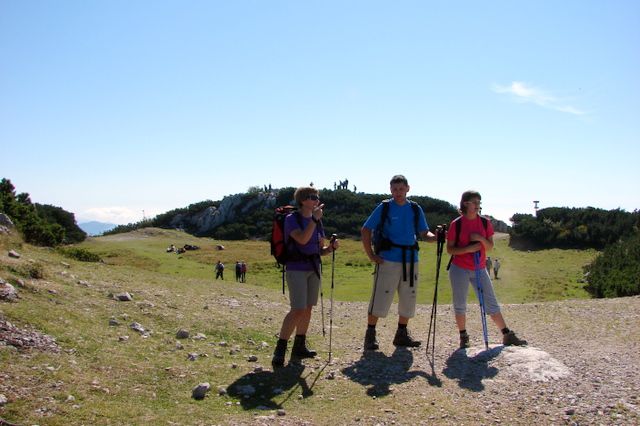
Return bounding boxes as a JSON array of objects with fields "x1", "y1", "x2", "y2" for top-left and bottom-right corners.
[
  {"x1": 453, "y1": 216, "x2": 463, "y2": 247},
  {"x1": 377, "y1": 199, "x2": 391, "y2": 233},
  {"x1": 454, "y1": 215, "x2": 488, "y2": 247},
  {"x1": 381, "y1": 199, "x2": 391, "y2": 223},
  {"x1": 409, "y1": 201, "x2": 420, "y2": 236}
]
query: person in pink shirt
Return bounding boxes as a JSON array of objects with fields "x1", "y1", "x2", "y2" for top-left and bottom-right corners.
[{"x1": 446, "y1": 190, "x2": 527, "y2": 349}]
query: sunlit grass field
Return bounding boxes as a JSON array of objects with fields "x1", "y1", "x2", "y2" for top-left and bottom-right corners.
[
  {"x1": 80, "y1": 228, "x2": 598, "y2": 305},
  {"x1": 0, "y1": 228, "x2": 600, "y2": 425}
]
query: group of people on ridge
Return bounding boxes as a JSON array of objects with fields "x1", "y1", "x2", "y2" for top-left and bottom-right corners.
[{"x1": 272, "y1": 175, "x2": 527, "y2": 368}]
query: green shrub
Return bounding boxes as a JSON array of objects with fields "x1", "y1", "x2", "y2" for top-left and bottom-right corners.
[
  {"x1": 584, "y1": 232, "x2": 640, "y2": 297},
  {"x1": 511, "y1": 208, "x2": 639, "y2": 250},
  {"x1": 9, "y1": 261, "x2": 45, "y2": 279},
  {"x1": 57, "y1": 247, "x2": 102, "y2": 262}
]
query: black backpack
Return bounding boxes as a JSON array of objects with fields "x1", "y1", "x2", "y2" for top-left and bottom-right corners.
[
  {"x1": 371, "y1": 199, "x2": 421, "y2": 255},
  {"x1": 371, "y1": 199, "x2": 422, "y2": 287},
  {"x1": 446, "y1": 215, "x2": 488, "y2": 270}
]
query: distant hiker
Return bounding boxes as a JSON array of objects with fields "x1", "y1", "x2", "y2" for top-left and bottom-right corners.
[
  {"x1": 360, "y1": 175, "x2": 436, "y2": 351},
  {"x1": 493, "y1": 258, "x2": 501, "y2": 279},
  {"x1": 235, "y1": 261, "x2": 241, "y2": 282},
  {"x1": 272, "y1": 186, "x2": 340, "y2": 367},
  {"x1": 215, "y1": 261, "x2": 225, "y2": 280},
  {"x1": 447, "y1": 190, "x2": 526, "y2": 349},
  {"x1": 240, "y1": 261, "x2": 247, "y2": 283},
  {"x1": 486, "y1": 256, "x2": 493, "y2": 274}
]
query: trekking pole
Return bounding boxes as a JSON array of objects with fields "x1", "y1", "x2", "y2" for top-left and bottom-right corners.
[
  {"x1": 426, "y1": 224, "x2": 446, "y2": 364},
  {"x1": 328, "y1": 234, "x2": 337, "y2": 363},
  {"x1": 320, "y1": 280, "x2": 326, "y2": 338},
  {"x1": 473, "y1": 251, "x2": 490, "y2": 351}
]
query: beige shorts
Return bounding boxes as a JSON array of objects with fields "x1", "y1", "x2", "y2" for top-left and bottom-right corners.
[
  {"x1": 368, "y1": 261, "x2": 419, "y2": 319},
  {"x1": 286, "y1": 270, "x2": 321, "y2": 310}
]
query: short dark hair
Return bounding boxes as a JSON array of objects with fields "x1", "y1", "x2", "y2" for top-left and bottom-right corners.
[
  {"x1": 459, "y1": 190, "x2": 481, "y2": 214},
  {"x1": 390, "y1": 175, "x2": 408, "y2": 186}
]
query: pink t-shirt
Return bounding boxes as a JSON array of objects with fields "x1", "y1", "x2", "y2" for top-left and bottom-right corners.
[{"x1": 448, "y1": 215, "x2": 494, "y2": 270}]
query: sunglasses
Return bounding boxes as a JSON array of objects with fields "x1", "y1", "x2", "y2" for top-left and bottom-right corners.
[{"x1": 306, "y1": 194, "x2": 320, "y2": 201}]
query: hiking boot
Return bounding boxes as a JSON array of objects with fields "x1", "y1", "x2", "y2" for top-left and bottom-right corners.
[
  {"x1": 364, "y1": 327, "x2": 379, "y2": 350},
  {"x1": 393, "y1": 327, "x2": 421, "y2": 347},
  {"x1": 503, "y1": 330, "x2": 527, "y2": 346},
  {"x1": 459, "y1": 332, "x2": 470, "y2": 349},
  {"x1": 271, "y1": 339, "x2": 288, "y2": 367},
  {"x1": 291, "y1": 335, "x2": 317, "y2": 359}
]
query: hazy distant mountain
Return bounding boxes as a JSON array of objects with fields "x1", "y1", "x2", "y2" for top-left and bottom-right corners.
[{"x1": 78, "y1": 221, "x2": 117, "y2": 236}]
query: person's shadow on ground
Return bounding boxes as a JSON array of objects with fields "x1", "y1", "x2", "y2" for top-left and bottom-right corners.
[
  {"x1": 442, "y1": 346, "x2": 504, "y2": 391},
  {"x1": 342, "y1": 347, "x2": 438, "y2": 397},
  {"x1": 227, "y1": 361, "x2": 322, "y2": 409}
]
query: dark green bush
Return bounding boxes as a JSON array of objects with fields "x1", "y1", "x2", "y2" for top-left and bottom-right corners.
[
  {"x1": 1, "y1": 178, "x2": 86, "y2": 246},
  {"x1": 584, "y1": 232, "x2": 640, "y2": 298},
  {"x1": 510, "y1": 207, "x2": 638, "y2": 250},
  {"x1": 57, "y1": 247, "x2": 103, "y2": 263}
]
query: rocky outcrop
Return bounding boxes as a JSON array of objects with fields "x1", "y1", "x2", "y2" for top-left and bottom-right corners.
[
  {"x1": 168, "y1": 192, "x2": 278, "y2": 236},
  {"x1": 0, "y1": 214, "x2": 14, "y2": 235}
]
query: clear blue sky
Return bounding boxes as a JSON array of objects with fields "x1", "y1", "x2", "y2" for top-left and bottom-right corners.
[{"x1": 2, "y1": 1, "x2": 639, "y2": 225}]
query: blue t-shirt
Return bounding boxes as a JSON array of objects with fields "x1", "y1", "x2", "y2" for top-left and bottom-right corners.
[
  {"x1": 284, "y1": 213, "x2": 324, "y2": 271},
  {"x1": 363, "y1": 199, "x2": 429, "y2": 262}
]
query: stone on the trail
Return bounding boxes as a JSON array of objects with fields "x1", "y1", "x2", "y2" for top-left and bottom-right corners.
[
  {"x1": 130, "y1": 322, "x2": 145, "y2": 334},
  {"x1": 176, "y1": 329, "x2": 190, "y2": 339},
  {"x1": 501, "y1": 346, "x2": 570, "y2": 382},
  {"x1": 114, "y1": 292, "x2": 133, "y2": 301},
  {"x1": 0, "y1": 280, "x2": 18, "y2": 302},
  {"x1": 192, "y1": 382, "x2": 210, "y2": 400},
  {"x1": 8, "y1": 250, "x2": 20, "y2": 258}
]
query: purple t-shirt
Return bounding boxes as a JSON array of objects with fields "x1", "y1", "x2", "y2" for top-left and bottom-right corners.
[{"x1": 284, "y1": 213, "x2": 324, "y2": 271}]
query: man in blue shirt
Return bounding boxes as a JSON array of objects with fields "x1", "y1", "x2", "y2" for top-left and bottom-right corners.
[{"x1": 361, "y1": 175, "x2": 436, "y2": 350}]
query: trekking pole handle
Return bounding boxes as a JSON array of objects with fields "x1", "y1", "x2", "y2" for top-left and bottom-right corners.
[
  {"x1": 330, "y1": 233, "x2": 338, "y2": 249},
  {"x1": 436, "y1": 224, "x2": 447, "y2": 243}
]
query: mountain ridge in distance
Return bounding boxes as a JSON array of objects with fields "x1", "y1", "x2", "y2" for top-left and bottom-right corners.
[{"x1": 78, "y1": 221, "x2": 117, "y2": 236}]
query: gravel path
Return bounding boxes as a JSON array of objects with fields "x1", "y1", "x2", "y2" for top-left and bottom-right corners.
[{"x1": 306, "y1": 296, "x2": 640, "y2": 425}]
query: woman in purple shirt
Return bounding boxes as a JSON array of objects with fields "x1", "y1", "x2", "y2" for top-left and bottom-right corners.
[{"x1": 272, "y1": 186, "x2": 339, "y2": 368}]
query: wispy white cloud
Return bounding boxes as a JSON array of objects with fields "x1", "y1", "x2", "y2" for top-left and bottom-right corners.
[{"x1": 492, "y1": 81, "x2": 586, "y2": 115}]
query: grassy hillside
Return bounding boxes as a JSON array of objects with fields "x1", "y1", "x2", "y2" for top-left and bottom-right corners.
[
  {"x1": 78, "y1": 228, "x2": 597, "y2": 304},
  {"x1": 0, "y1": 229, "x2": 601, "y2": 425}
]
